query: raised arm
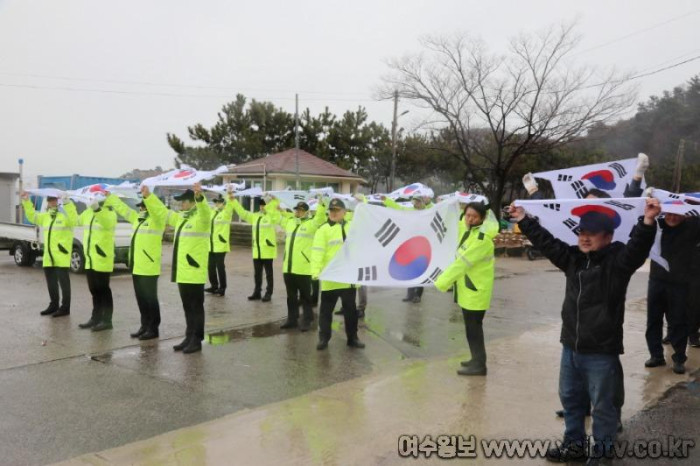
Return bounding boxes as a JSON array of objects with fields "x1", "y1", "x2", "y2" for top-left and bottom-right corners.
[
  {"x1": 230, "y1": 198, "x2": 256, "y2": 224},
  {"x1": 143, "y1": 188, "x2": 180, "y2": 228},
  {"x1": 104, "y1": 194, "x2": 138, "y2": 225},
  {"x1": 509, "y1": 204, "x2": 572, "y2": 272},
  {"x1": 614, "y1": 198, "x2": 659, "y2": 273},
  {"x1": 20, "y1": 195, "x2": 43, "y2": 225},
  {"x1": 62, "y1": 199, "x2": 78, "y2": 227},
  {"x1": 194, "y1": 186, "x2": 211, "y2": 230}
]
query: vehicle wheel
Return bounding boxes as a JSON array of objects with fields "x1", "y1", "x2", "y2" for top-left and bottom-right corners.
[
  {"x1": 71, "y1": 247, "x2": 85, "y2": 273},
  {"x1": 526, "y1": 248, "x2": 537, "y2": 261},
  {"x1": 13, "y1": 243, "x2": 32, "y2": 266}
]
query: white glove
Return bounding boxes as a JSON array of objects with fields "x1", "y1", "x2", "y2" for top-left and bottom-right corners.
[
  {"x1": 522, "y1": 173, "x2": 538, "y2": 195},
  {"x1": 635, "y1": 153, "x2": 649, "y2": 178},
  {"x1": 644, "y1": 186, "x2": 655, "y2": 197},
  {"x1": 89, "y1": 199, "x2": 100, "y2": 211},
  {"x1": 61, "y1": 193, "x2": 72, "y2": 204}
]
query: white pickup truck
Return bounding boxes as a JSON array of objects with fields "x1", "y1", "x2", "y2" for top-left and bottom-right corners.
[{"x1": 0, "y1": 198, "x2": 136, "y2": 273}]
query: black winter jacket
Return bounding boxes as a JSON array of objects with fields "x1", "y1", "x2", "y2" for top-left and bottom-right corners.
[
  {"x1": 519, "y1": 216, "x2": 657, "y2": 354},
  {"x1": 649, "y1": 217, "x2": 700, "y2": 284}
]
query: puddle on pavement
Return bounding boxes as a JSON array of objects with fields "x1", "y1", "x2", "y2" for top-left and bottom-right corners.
[{"x1": 206, "y1": 320, "x2": 289, "y2": 346}]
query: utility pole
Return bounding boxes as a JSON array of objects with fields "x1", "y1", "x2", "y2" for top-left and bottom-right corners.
[
  {"x1": 672, "y1": 139, "x2": 685, "y2": 192},
  {"x1": 295, "y1": 93, "x2": 300, "y2": 190},
  {"x1": 18, "y1": 158, "x2": 24, "y2": 223},
  {"x1": 390, "y1": 90, "x2": 398, "y2": 192}
]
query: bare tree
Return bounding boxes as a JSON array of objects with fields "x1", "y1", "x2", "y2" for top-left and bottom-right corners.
[{"x1": 382, "y1": 23, "x2": 637, "y2": 212}]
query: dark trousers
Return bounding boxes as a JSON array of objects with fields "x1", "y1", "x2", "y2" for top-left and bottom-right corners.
[
  {"x1": 319, "y1": 288, "x2": 358, "y2": 342},
  {"x1": 311, "y1": 279, "x2": 320, "y2": 307},
  {"x1": 406, "y1": 287, "x2": 424, "y2": 299},
  {"x1": 283, "y1": 273, "x2": 313, "y2": 323},
  {"x1": 178, "y1": 283, "x2": 205, "y2": 342},
  {"x1": 44, "y1": 267, "x2": 71, "y2": 310},
  {"x1": 688, "y1": 275, "x2": 700, "y2": 337},
  {"x1": 253, "y1": 258, "x2": 273, "y2": 296},
  {"x1": 133, "y1": 274, "x2": 160, "y2": 332},
  {"x1": 462, "y1": 309, "x2": 486, "y2": 367},
  {"x1": 646, "y1": 278, "x2": 689, "y2": 364},
  {"x1": 559, "y1": 346, "x2": 620, "y2": 454},
  {"x1": 208, "y1": 252, "x2": 227, "y2": 290},
  {"x1": 86, "y1": 270, "x2": 113, "y2": 324}
]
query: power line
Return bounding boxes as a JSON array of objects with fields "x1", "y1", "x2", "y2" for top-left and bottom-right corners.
[
  {"x1": 574, "y1": 7, "x2": 700, "y2": 56},
  {"x1": 0, "y1": 82, "x2": 378, "y2": 103},
  {"x1": 0, "y1": 70, "x2": 372, "y2": 98}
]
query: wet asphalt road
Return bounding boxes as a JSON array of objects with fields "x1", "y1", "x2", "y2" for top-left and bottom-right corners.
[{"x1": 0, "y1": 245, "x2": 651, "y2": 465}]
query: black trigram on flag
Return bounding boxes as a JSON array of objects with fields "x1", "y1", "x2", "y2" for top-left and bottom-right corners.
[
  {"x1": 421, "y1": 267, "x2": 443, "y2": 285},
  {"x1": 544, "y1": 203, "x2": 561, "y2": 211},
  {"x1": 357, "y1": 265, "x2": 378, "y2": 281},
  {"x1": 571, "y1": 180, "x2": 588, "y2": 199},
  {"x1": 293, "y1": 193, "x2": 306, "y2": 200},
  {"x1": 563, "y1": 218, "x2": 581, "y2": 236},
  {"x1": 430, "y1": 212, "x2": 447, "y2": 243},
  {"x1": 557, "y1": 174, "x2": 573, "y2": 182},
  {"x1": 686, "y1": 209, "x2": 699, "y2": 217},
  {"x1": 375, "y1": 219, "x2": 400, "y2": 247},
  {"x1": 605, "y1": 200, "x2": 635, "y2": 211},
  {"x1": 609, "y1": 162, "x2": 627, "y2": 178},
  {"x1": 668, "y1": 193, "x2": 681, "y2": 199}
]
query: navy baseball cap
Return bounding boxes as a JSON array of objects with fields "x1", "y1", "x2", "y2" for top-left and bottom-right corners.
[
  {"x1": 579, "y1": 211, "x2": 615, "y2": 234},
  {"x1": 328, "y1": 198, "x2": 346, "y2": 210},
  {"x1": 174, "y1": 189, "x2": 195, "y2": 201},
  {"x1": 294, "y1": 201, "x2": 309, "y2": 211}
]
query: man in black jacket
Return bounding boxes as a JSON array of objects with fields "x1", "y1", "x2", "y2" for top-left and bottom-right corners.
[
  {"x1": 509, "y1": 198, "x2": 659, "y2": 463},
  {"x1": 644, "y1": 212, "x2": 700, "y2": 374}
]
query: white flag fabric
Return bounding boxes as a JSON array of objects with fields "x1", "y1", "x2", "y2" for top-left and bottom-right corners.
[
  {"x1": 233, "y1": 187, "x2": 263, "y2": 197},
  {"x1": 268, "y1": 190, "x2": 311, "y2": 209},
  {"x1": 533, "y1": 158, "x2": 644, "y2": 199},
  {"x1": 309, "y1": 187, "x2": 334, "y2": 196},
  {"x1": 319, "y1": 200, "x2": 460, "y2": 287},
  {"x1": 140, "y1": 165, "x2": 228, "y2": 188},
  {"x1": 26, "y1": 188, "x2": 66, "y2": 199},
  {"x1": 651, "y1": 189, "x2": 700, "y2": 217},
  {"x1": 389, "y1": 182, "x2": 435, "y2": 200},
  {"x1": 514, "y1": 198, "x2": 646, "y2": 245},
  {"x1": 438, "y1": 191, "x2": 489, "y2": 205}
]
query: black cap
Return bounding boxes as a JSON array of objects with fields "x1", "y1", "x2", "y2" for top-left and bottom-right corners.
[
  {"x1": 174, "y1": 189, "x2": 195, "y2": 201},
  {"x1": 47, "y1": 196, "x2": 58, "y2": 201},
  {"x1": 328, "y1": 198, "x2": 346, "y2": 210},
  {"x1": 294, "y1": 201, "x2": 309, "y2": 211},
  {"x1": 578, "y1": 211, "x2": 615, "y2": 234},
  {"x1": 259, "y1": 197, "x2": 267, "y2": 206},
  {"x1": 213, "y1": 195, "x2": 225, "y2": 203}
]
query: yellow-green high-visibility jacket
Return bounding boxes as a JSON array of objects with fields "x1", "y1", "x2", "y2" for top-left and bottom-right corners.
[
  {"x1": 231, "y1": 199, "x2": 281, "y2": 260},
  {"x1": 22, "y1": 199, "x2": 78, "y2": 268},
  {"x1": 277, "y1": 203, "x2": 327, "y2": 276},
  {"x1": 144, "y1": 194, "x2": 211, "y2": 284},
  {"x1": 311, "y1": 219, "x2": 354, "y2": 291},
  {"x1": 434, "y1": 221, "x2": 496, "y2": 311},
  {"x1": 209, "y1": 201, "x2": 235, "y2": 253},
  {"x1": 76, "y1": 206, "x2": 117, "y2": 273},
  {"x1": 105, "y1": 194, "x2": 165, "y2": 276},
  {"x1": 383, "y1": 197, "x2": 434, "y2": 211}
]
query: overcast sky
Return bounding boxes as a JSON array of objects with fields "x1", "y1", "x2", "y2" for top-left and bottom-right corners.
[{"x1": 0, "y1": 0, "x2": 698, "y2": 184}]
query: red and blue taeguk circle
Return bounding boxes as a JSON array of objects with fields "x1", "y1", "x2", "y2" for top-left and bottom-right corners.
[
  {"x1": 403, "y1": 183, "x2": 421, "y2": 195},
  {"x1": 88, "y1": 183, "x2": 108, "y2": 193},
  {"x1": 388, "y1": 236, "x2": 432, "y2": 280},
  {"x1": 174, "y1": 169, "x2": 196, "y2": 179},
  {"x1": 571, "y1": 205, "x2": 622, "y2": 229},
  {"x1": 581, "y1": 170, "x2": 616, "y2": 190}
]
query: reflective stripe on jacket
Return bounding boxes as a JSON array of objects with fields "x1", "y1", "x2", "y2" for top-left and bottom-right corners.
[
  {"x1": 22, "y1": 199, "x2": 77, "y2": 268},
  {"x1": 105, "y1": 194, "x2": 165, "y2": 276}
]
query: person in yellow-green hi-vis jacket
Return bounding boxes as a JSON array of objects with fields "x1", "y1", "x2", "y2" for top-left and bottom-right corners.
[
  {"x1": 205, "y1": 194, "x2": 234, "y2": 297},
  {"x1": 275, "y1": 196, "x2": 327, "y2": 332},
  {"x1": 381, "y1": 193, "x2": 433, "y2": 304},
  {"x1": 142, "y1": 183, "x2": 211, "y2": 354},
  {"x1": 434, "y1": 202, "x2": 496, "y2": 377},
  {"x1": 72, "y1": 196, "x2": 118, "y2": 332},
  {"x1": 230, "y1": 195, "x2": 281, "y2": 302},
  {"x1": 104, "y1": 186, "x2": 166, "y2": 340},
  {"x1": 20, "y1": 192, "x2": 78, "y2": 317},
  {"x1": 311, "y1": 198, "x2": 365, "y2": 351}
]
